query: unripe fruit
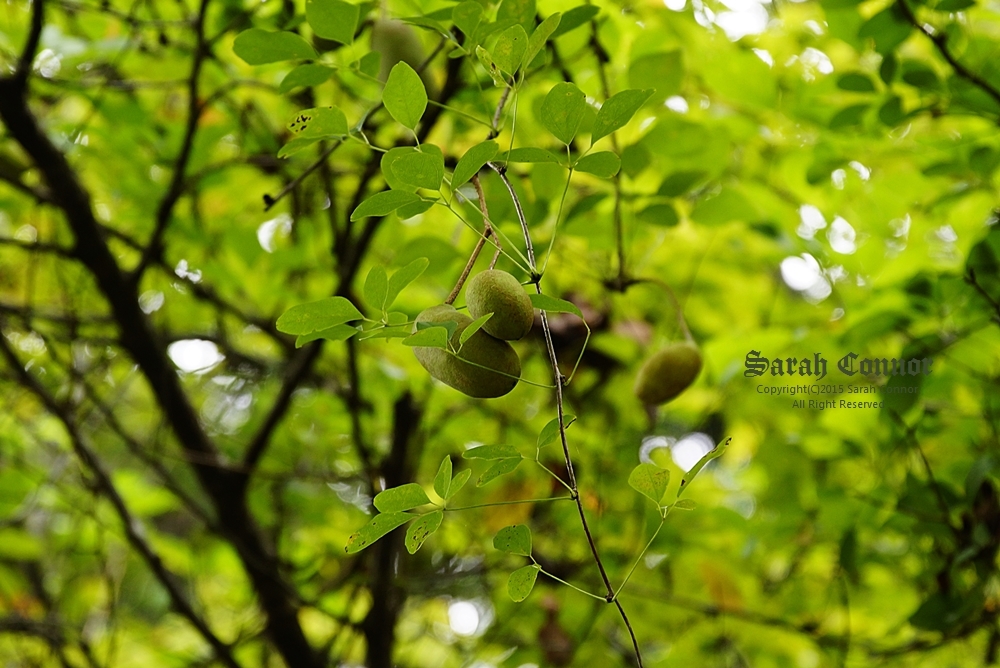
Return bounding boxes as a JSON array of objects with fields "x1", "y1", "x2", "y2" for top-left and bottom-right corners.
[
  {"x1": 412, "y1": 305, "x2": 521, "y2": 398},
  {"x1": 465, "y1": 270, "x2": 534, "y2": 341},
  {"x1": 634, "y1": 341, "x2": 703, "y2": 405}
]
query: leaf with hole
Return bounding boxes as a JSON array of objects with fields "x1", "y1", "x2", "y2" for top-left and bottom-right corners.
[
  {"x1": 508, "y1": 565, "x2": 539, "y2": 602},
  {"x1": 345, "y1": 512, "x2": 413, "y2": 553},
  {"x1": 493, "y1": 524, "x2": 531, "y2": 555},
  {"x1": 383, "y1": 62, "x2": 427, "y2": 130},
  {"x1": 276, "y1": 297, "x2": 363, "y2": 335},
  {"x1": 628, "y1": 463, "x2": 670, "y2": 506},
  {"x1": 405, "y1": 510, "x2": 443, "y2": 554},
  {"x1": 373, "y1": 483, "x2": 431, "y2": 512},
  {"x1": 233, "y1": 29, "x2": 317, "y2": 65}
]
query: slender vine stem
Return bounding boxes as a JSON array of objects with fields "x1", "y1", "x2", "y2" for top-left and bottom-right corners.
[{"x1": 491, "y1": 150, "x2": 645, "y2": 667}]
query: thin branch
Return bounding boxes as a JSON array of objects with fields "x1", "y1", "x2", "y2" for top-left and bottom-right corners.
[
  {"x1": 242, "y1": 342, "x2": 323, "y2": 474},
  {"x1": 445, "y1": 174, "x2": 497, "y2": 305},
  {"x1": 132, "y1": 0, "x2": 211, "y2": 282},
  {"x1": 896, "y1": 0, "x2": 1000, "y2": 111},
  {"x1": 0, "y1": 333, "x2": 243, "y2": 668},
  {"x1": 14, "y1": 0, "x2": 46, "y2": 88},
  {"x1": 492, "y1": 94, "x2": 645, "y2": 667}
]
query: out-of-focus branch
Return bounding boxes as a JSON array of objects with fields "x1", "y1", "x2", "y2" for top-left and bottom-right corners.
[{"x1": 0, "y1": 333, "x2": 243, "y2": 668}]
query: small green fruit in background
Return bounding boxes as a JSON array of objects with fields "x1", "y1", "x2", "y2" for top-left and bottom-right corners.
[
  {"x1": 634, "y1": 341, "x2": 703, "y2": 405},
  {"x1": 412, "y1": 305, "x2": 521, "y2": 398},
  {"x1": 466, "y1": 270, "x2": 534, "y2": 341}
]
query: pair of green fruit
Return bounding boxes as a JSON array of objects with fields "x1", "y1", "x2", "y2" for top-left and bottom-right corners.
[
  {"x1": 412, "y1": 270, "x2": 533, "y2": 398},
  {"x1": 410, "y1": 269, "x2": 703, "y2": 404}
]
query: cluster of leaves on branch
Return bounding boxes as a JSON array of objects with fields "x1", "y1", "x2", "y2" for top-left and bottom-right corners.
[{"x1": 1, "y1": 0, "x2": 1000, "y2": 665}]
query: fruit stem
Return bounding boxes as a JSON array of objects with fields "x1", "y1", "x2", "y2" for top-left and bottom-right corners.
[{"x1": 445, "y1": 174, "x2": 501, "y2": 305}]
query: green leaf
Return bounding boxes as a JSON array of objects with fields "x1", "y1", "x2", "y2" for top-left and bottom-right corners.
[
  {"x1": 673, "y1": 498, "x2": 697, "y2": 510},
  {"x1": 459, "y1": 313, "x2": 493, "y2": 346},
  {"x1": 373, "y1": 483, "x2": 431, "y2": 512},
  {"x1": 493, "y1": 25, "x2": 528, "y2": 75},
  {"x1": 397, "y1": 200, "x2": 434, "y2": 219},
  {"x1": 452, "y1": 1, "x2": 483, "y2": 37},
  {"x1": 858, "y1": 6, "x2": 911, "y2": 55},
  {"x1": 628, "y1": 51, "x2": 683, "y2": 100},
  {"x1": 478, "y1": 457, "x2": 522, "y2": 486},
  {"x1": 351, "y1": 190, "x2": 421, "y2": 220},
  {"x1": 523, "y1": 12, "x2": 561, "y2": 68},
  {"x1": 294, "y1": 323, "x2": 360, "y2": 347},
  {"x1": 829, "y1": 103, "x2": 869, "y2": 130},
  {"x1": 540, "y1": 82, "x2": 587, "y2": 145},
  {"x1": 402, "y1": 326, "x2": 450, "y2": 348},
  {"x1": 391, "y1": 150, "x2": 444, "y2": 190},
  {"x1": 628, "y1": 463, "x2": 670, "y2": 506},
  {"x1": 502, "y1": 147, "x2": 562, "y2": 164},
  {"x1": 496, "y1": 0, "x2": 535, "y2": 29},
  {"x1": 537, "y1": 414, "x2": 576, "y2": 448},
  {"x1": 449, "y1": 469, "x2": 472, "y2": 498},
  {"x1": 276, "y1": 297, "x2": 363, "y2": 335},
  {"x1": 345, "y1": 512, "x2": 413, "y2": 553},
  {"x1": 592, "y1": 89, "x2": 654, "y2": 144},
  {"x1": 306, "y1": 0, "x2": 359, "y2": 44},
  {"x1": 434, "y1": 456, "x2": 453, "y2": 500},
  {"x1": 837, "y1": 72, "x2": 876, "y2": 92},
  {"x1": 288, "y1": 107, "x2": 349, "y2": 139},
  {"x1": 493, "y1": 524, "x2": 531, "y2": 555},
  {"x1": 279, "y1": 64, "x2": 335, "y2": 93},
  {"x1": 405, "y1": 511, "x2": 443, "y2": 554},
  {"x1": 463, "y1": 444, "x2": 522, "y2": 459},
  {"x1": 575, "y1": 151, "x2": 621, "y2": 178},
  {"x1": 508, "y1": 565, "x2": 539, "y2": 602},
  {"x1": 529, "y1": 293, "x2": 583, "y2": 319},
  {"x1": 383, "y1": 62, "x2": 428, "y2": 130},
  {"x1": 678, "y1": 437, "x2": 730, "y2": 498},
  {"x1": 551, "y1": 5, "x2": 598, "y2": 38},
  {"x1": 638, "y1": 203, "x2": 679, "y2": 228},
  {"x1": 453, "y1": 140, "x2": 499, "y2": 188},
  {"x1": 385, "y1": 258, "x2": 429, "y2": 309},
  {"x1": 233, "y1": 29, "x2": 317, "y2": 65},
  {"x1": 363, "y1": 266, "x2": 388, "y2": 312},
  {"x1": 358, "y1": 51, "x2": 381, "y2": 79}
]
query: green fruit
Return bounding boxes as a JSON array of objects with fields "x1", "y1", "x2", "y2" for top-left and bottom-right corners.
[
  {"x1": 412, "y1": 305, "x2": 521, "y2": 398},
  {"x1": 465, "y1": 270, "x2": 534, "y2": 341},
  {"x1": 634, "y1": 341, "x2": 703, "y2": 405}
]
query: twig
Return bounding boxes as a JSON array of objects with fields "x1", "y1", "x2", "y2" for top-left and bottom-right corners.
[
  {"x1": 445, "y1": 174, "x2": 498, "y2": 304},
  {"x1": 132, "y1": 0, "x2": 211, "y2": 282},
  {"x1": 491, "y1": 102, "x2": 645, "y2": 666},
  {"x1": 895, "y1": 0, "x2": 1000, "y2": 112},
  {"x1": 14, "y1": 0, "x2": 46, "y2": 88}
]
